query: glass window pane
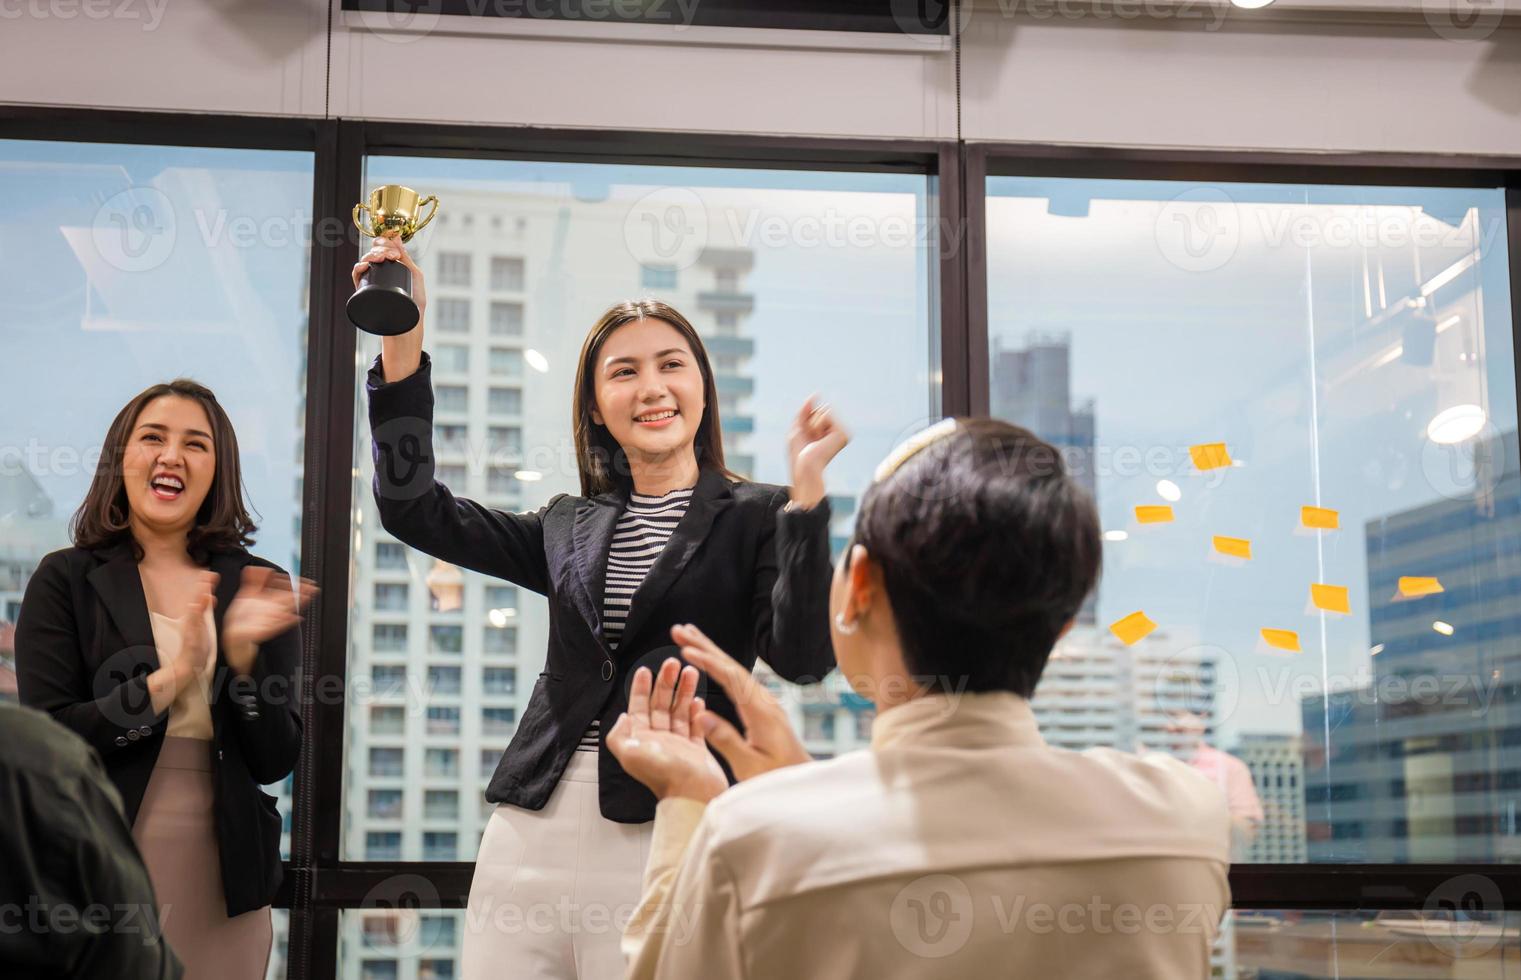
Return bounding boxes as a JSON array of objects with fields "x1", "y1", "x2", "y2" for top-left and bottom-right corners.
[
  {"x1": 345, "y1": 157, "x2": 935, "y2": 862},
  {"x1": 341, "y1": 910, "x2": 468, "y2": 980},
  {"x1": 987, "y1": 176, "x2": 1519, "y2": 864},
  {"x1": 0, "y1": 138, "x2": 311, "y2": 867}
]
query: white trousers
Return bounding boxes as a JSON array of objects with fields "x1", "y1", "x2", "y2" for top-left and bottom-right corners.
[{"x1": 462, "y1": 750, "x2": 655, "y2": 980}]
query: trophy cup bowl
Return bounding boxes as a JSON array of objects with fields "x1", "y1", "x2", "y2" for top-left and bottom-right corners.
[{"x1": 347, "y1": 184, "x2": 440, "y2": 336}]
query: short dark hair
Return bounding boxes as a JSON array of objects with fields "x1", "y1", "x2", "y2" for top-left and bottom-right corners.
[
  {"x1": 850, "y1": 418, "x2": 1101, "y2": 697},
  {"x1": 71, "y1": 379, "x2": 257, "y2": 562}
]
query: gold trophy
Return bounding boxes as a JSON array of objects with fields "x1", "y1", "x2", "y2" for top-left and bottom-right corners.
[{"x1": 347, "y1": 184, "x2": 440, "y2": 336}]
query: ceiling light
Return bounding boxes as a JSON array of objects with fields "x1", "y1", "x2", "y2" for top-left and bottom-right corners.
[
  {"x1": 1433, "y1": 621, "x2": 1455, "y2": 636},
  {"x1": 514, "y1": 470, "x2": 543, "y2": 482},
  {"x1": 1427, "y1": 404, "x2": 1486, "y2": 445},
  {"x1": 1103, "y1": 530, "x2": 1129, "y2": 542},
  {"x1": 1156, "y1": 480, "x2": 1182, "y2": 502},
  {"x1": 525, "y1": 349, "x2": 550, "y2": 373}
]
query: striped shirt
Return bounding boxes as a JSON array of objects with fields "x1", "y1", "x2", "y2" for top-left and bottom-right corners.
[{"x1": 578, "y1": 486, "x2": 694, "y2": 752}]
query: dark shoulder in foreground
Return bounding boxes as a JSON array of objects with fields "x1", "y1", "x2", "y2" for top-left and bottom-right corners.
[{"x1": 0, "y1": 704, "x2": 98, "y2": 779}]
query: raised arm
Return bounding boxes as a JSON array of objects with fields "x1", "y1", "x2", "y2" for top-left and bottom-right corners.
[
  {"x1": 367, "y1": 352, "x2": 557, "y2": 594},
  {"x1": 355, "y1": 236, "x2": 557, "y2": 593},
  {"x1": 749, "y1": 490, "x2": 834, "y2": 684}
]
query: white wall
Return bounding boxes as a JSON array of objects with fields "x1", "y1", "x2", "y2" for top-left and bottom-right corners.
[{"x1": 3, "y1": 0, "x2": 1521, "y2": 155}]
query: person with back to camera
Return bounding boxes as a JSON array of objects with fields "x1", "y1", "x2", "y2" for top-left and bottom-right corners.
[
  {"x1": 353, "y1": 237, "x2": 848, "y2": 979},
  {"x1": 607, "y1": 417, "x2": 1235, "y2": 979},
  {"x1": 16, "y1": 380, "x2": 314, "y2": 980}
]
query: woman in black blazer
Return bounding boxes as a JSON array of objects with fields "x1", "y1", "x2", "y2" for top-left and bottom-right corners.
[
  {"x1": 16, "y1": 379, "x2": 312, "y2": 980},
  {"x1": 354, "y1": 240, "x2": 847, "y2": 980}
]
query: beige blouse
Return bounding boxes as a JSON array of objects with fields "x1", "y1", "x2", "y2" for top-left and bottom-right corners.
[{"x1": 147, "y1": 608, "x2": 216, "y2": 740}]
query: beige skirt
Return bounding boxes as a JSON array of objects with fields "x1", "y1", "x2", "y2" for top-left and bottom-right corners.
[{"x1": 131, "y1": 736, "x2": 272, "y2": 980}]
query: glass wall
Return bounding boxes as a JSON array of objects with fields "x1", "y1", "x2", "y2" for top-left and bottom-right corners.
[
  {"x1": 987, "y1": 176, "x2": 1520, "y2": 865},
  {"x1": 0, "y1": 137, "x2": 313, "y2": 975},
  {"x1": 340, "y1": 156, "x2": 936, "y2": 975}
]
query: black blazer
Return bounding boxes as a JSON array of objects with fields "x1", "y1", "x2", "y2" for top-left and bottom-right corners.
[
  {"x1": 367, "y1": 353, "x2": 836, "y2": 823},
  {"x1": 14, "y1": 543, "x2": 302, "y2": 917}
]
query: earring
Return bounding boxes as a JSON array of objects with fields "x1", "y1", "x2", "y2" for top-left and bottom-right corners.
[{"x1": 834, "y1": 611, "x2": 859, "y2": 635}]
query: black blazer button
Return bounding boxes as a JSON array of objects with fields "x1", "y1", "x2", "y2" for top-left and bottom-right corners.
[
  {"x1": 114, "y1": 736, "x2": 129, "y2": 747},
  {"x1": 601, "y1": 661, "x2": 614, "y2": 682},
  {"x1": 138, "y1": 726, "x2": 152, "y2": 736},
  {"x1": 126, "y1": 730, "x2": 140, "y2": 742}
]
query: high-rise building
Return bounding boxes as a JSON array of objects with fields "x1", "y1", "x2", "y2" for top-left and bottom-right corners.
[
  {"x1": 341, "y1": 188, "x2": 761, "y2": 978},
  {"x1": 991, "y1": 334, "x2": 1097, "y2": 623},
  {"x1": 1235, "y1": 734, "x2": 1307, "y2": 864},
  {"x1": 1301, "y1": 429, "x2": 1521, "y2": 863}
]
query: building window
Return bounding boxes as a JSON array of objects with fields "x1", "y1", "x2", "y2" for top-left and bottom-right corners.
[
  {"x1": 422, "y1": 832, "x2": 458, "y2": 861},
  {"x1": 434, "y1": 343, "x2": 470, "y2": 373},
  {"x1": 369, "y1": 748, "x2": 404, "y2": 778},
  {"x1": 367, "y1": 789, "x2": 403, "y2": 819},
  {"x1": 372, "y1": 624, "x2": 408, "y2": 652},
  {"x1": 491, "y1": 256, "x2": 525, "y2": 291},
  {"x1": 375, "y1": 541, "x2": 407, "y2": 570},
  {"x1": 488, "y1": 386, "x2": 521, "y2": 416},
  {"x1": 371, "y1": 666, "x2": 406, "y2": 696},
  {"x1": 641, "y1": 264, "x2": 677, "y2": 289},
  {"x1": 490, "y1": 301, "x2": 524, "y2": 336},
  {"x1": 487, "y1": 425, "x2": 521, "y2": 456},
  {"x1": 437, "y1": 252, "x2": 471, "y2": 286},
  {"x1": 483, "y1": 667, "x2": 516, "y2": 695},
  {"x1": 426, "y1": 706, "x2": 461, "y2": 736},
  {"x1": 434, "y1": 384, "x2": 468, "y2": 413},
  {"x1": 483, "y1": 626, "x2": 516, "y2": 655},
  {"x1": 365, "y1": 832, "x2": 402, "y2": 860},
  {"x1": 484, "y1": 585, "x2": 517, "y2": 611},
  {"x1": 373, "y1": 583, "x2": 408, "y2": 611},
  {"x1": 436, "y1": 464, "x2": 468, "y2": 487},
  {"x1": 480, "y1": 749, "x2": 499, "y2": 779},
  {"x1": 429, "y1": 624, "x2": 464, "y2": 654},
  {"x1": 486, "y1": 467, "x2": 519, "y2": 498},
  {"x1": 370, "y1": 705, "x2": 405, "y2": 735},
  {"x1": 483, "y1": 707, "x2": 516, "y2": 735},
  {"x1": 434, "y1": 297, "x2": 471, "y2": 333},
  {"x1": 714, "y1": 268, "x2": 738, "y2": 292},
  {"x1": 434, "y1": 423, "x2": 468, "y2": 451},
  {"x1": 489, "y1": 347, "x2": 522, "y2": 377},
  {"x1": 424, "y1": 748, "x2": 458, "y2": 778},
  {"x1": 427, "y1": 665, "x2": 461, "y2": 695},
  {"x1": 423, "y1": 790, "x2": 459, "y2": 821}
]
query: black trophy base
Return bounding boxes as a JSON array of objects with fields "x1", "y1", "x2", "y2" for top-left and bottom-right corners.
[{"x1": 348, "y1": 259, "x2": 421, "y2": 336}]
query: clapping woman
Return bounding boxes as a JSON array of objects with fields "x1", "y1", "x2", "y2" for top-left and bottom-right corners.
[{"x1": 16, "y1": 379, "x2": 314, "y2": 980}]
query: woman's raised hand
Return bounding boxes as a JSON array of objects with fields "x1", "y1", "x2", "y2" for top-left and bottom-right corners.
[
  {"x1": 671, "y1": 622, "x2": 812, "y2": 782},
  {"x1": 786, "y1": 395, "x2": 849, "y2": 510},
  {"x1": 351, "y1": 235, "x2": 428, "y2": 317},
  {"x1": 222, "y1": 567, "x2": 318, "y2": 678}
]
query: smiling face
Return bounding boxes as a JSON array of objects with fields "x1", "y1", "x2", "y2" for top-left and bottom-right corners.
[
  {"x1": 120, "y1": 395, "x2": 217, "y2": 539},
  {"x1": 590, "y1": 317, "x2": 706, "y2": 462}
]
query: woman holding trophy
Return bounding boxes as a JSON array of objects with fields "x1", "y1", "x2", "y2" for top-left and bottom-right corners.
[{"x1": 351, "y1": 198, "x2": 847, "y2": 978}]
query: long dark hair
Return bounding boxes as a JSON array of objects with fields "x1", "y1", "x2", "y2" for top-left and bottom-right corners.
[
  {"x1": 571, "y1": 300, "x2": 741, "y2": 497},
  {"x1": 71, "y1": 379, "x2": 257, "y2": 561}
]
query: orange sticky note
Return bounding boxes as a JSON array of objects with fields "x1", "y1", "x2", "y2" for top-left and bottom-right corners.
[
  {"x1": 1109, "y1": 611, "x2": 1158, "y2": 646},
  {"x1": 1190, "y1": 443, "x2": 1232, "y2": 471},
  {"x1": 1301, "y1": 506, "x2": 1340, "y2": 530},
  {"x1": 1213, "y1": 536, "x2": 1252, "y2": 560},
  {"x1": 1135, "y1": 505, "x2": 1175, "y2": 524},
  {"x1": 1398, "y1": 576, "x2": 1445, "y2": 598},
  {"x1": 1310, "y1": 583, "x2": 1351, "y2": 615},
  {"x1": 1261, "y1": 628, "x2": 1301, "y2": 652}
]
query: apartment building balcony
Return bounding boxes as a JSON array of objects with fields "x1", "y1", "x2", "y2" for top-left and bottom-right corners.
[
  {"x1": 698, "y1": 290, "x2": 755, "y2": 315},
  {"x1": 715, "y1": 374, "x2": 754, "y2": 397},
  {"x1": 704, "y1": 333, "x2": 755, "y2": 358}
]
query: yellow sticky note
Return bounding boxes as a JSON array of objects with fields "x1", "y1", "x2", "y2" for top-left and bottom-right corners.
[
  {"x1": 1310, "y1": 583, "x2": 1351, "y2": 614},
  {"x1": 1398, "y1": 576, "x2": 1445, "y2": 598},
  {"x1": 1301, "y1": 506, "x2": 1340, "y2": 530},
  {"x1": 1213, "y1": 536, "x2": 1252, "y2": 560},
  {"x1": 1261, "y1": 628, "x2": 1301, "y2": 653},
  {"x1": 1190, "y1": 443, "x2": 1232, "y2": 471},
  {"x1": 1110, "y1": 611, "x2": 1158, "y2": 646},
  {"x1": 1135, "y1": 505, "x2": 1175, "y2": 524}
]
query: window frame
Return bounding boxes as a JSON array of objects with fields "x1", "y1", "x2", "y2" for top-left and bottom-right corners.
[{"x1": 6, "y1": 103, "x2": 1519, "y2": 979}]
